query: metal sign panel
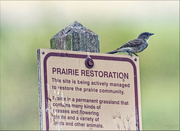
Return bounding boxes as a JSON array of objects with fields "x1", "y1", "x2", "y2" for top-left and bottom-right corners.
[{"x1": 37, "y1": 49, "x2": 142, "y2": 130}]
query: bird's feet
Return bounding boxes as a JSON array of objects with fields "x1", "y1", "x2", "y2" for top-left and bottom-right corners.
[
  {"x1": 126, "y1": 50, "x2": 132, "y2": 57},
  {"x1": 133, "y1": 53, "x2": 138, "y2": 56},
  {"x1": 126, "y1": 51, "x2": 138, "y2": 57}
]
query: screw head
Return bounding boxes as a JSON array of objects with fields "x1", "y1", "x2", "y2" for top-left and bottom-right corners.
[{"x1": 85, "y1": 57, "x2": 94, "y2": 69}]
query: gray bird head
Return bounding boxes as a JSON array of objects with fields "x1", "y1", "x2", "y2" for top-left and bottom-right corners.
[{"x1": 138, "y1": 32, "x2": 154, "y2": 40}]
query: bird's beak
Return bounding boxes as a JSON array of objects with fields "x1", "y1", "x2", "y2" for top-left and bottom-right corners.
[{"x1": 149, "y1": 33, "x2": 154, "y2": 36}]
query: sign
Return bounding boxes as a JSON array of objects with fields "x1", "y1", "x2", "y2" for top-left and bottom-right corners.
[{"x1": 37, "y1": 49, "x2": 142, "y2": 130}]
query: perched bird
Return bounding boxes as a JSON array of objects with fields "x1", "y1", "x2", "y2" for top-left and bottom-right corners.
[{"x1": 107, "y1": 32, "x2": 154, "y2": 56}]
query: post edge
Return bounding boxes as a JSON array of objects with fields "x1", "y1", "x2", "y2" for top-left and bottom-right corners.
[{"x1": 37, "y1": 49, "x2": 43, "y2": 130}]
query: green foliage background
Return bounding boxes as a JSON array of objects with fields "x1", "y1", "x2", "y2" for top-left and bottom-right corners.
[{"x1": 1, "y1": 1, "x2": 179, "y2": 130}]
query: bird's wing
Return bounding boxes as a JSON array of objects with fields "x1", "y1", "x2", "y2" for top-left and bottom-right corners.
[{"x1": 118, "y1": 39, "x2": 144, "y2": 49}]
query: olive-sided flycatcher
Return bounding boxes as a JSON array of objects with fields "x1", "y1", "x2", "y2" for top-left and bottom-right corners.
[{"x1": 107, "y1": 32, "x2": 154, "y2": 56}]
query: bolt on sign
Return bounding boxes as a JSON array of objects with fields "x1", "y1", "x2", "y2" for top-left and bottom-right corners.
[{"x1": 37, "y1": 49, "x2": 142, "y2": 130}]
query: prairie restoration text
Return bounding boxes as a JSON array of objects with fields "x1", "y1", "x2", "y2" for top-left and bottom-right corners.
[{"x1": 52, "y1": 67, "x2": 129, "y2": 79}]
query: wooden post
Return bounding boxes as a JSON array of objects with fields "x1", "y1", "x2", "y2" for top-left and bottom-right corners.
[
  {"x1": 38, "y1": 21, "x2": 99, "y2": 130},
  {"x1": 50, "y1": 21, "x2": 100, "y2": 52}
]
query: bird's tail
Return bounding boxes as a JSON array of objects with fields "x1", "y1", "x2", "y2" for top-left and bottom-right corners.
[{"x1": 106, "y1": 50, "x2": 118, "y2": 54}]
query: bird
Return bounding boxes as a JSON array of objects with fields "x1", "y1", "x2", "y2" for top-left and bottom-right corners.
[{"x1": 107, "y1": 32, "x2": 154, "y2": 56}]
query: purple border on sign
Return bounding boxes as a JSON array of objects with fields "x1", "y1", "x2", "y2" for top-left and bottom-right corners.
[{"x1": 43, "y1": 52, "x2": 140, "y2": 131}]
